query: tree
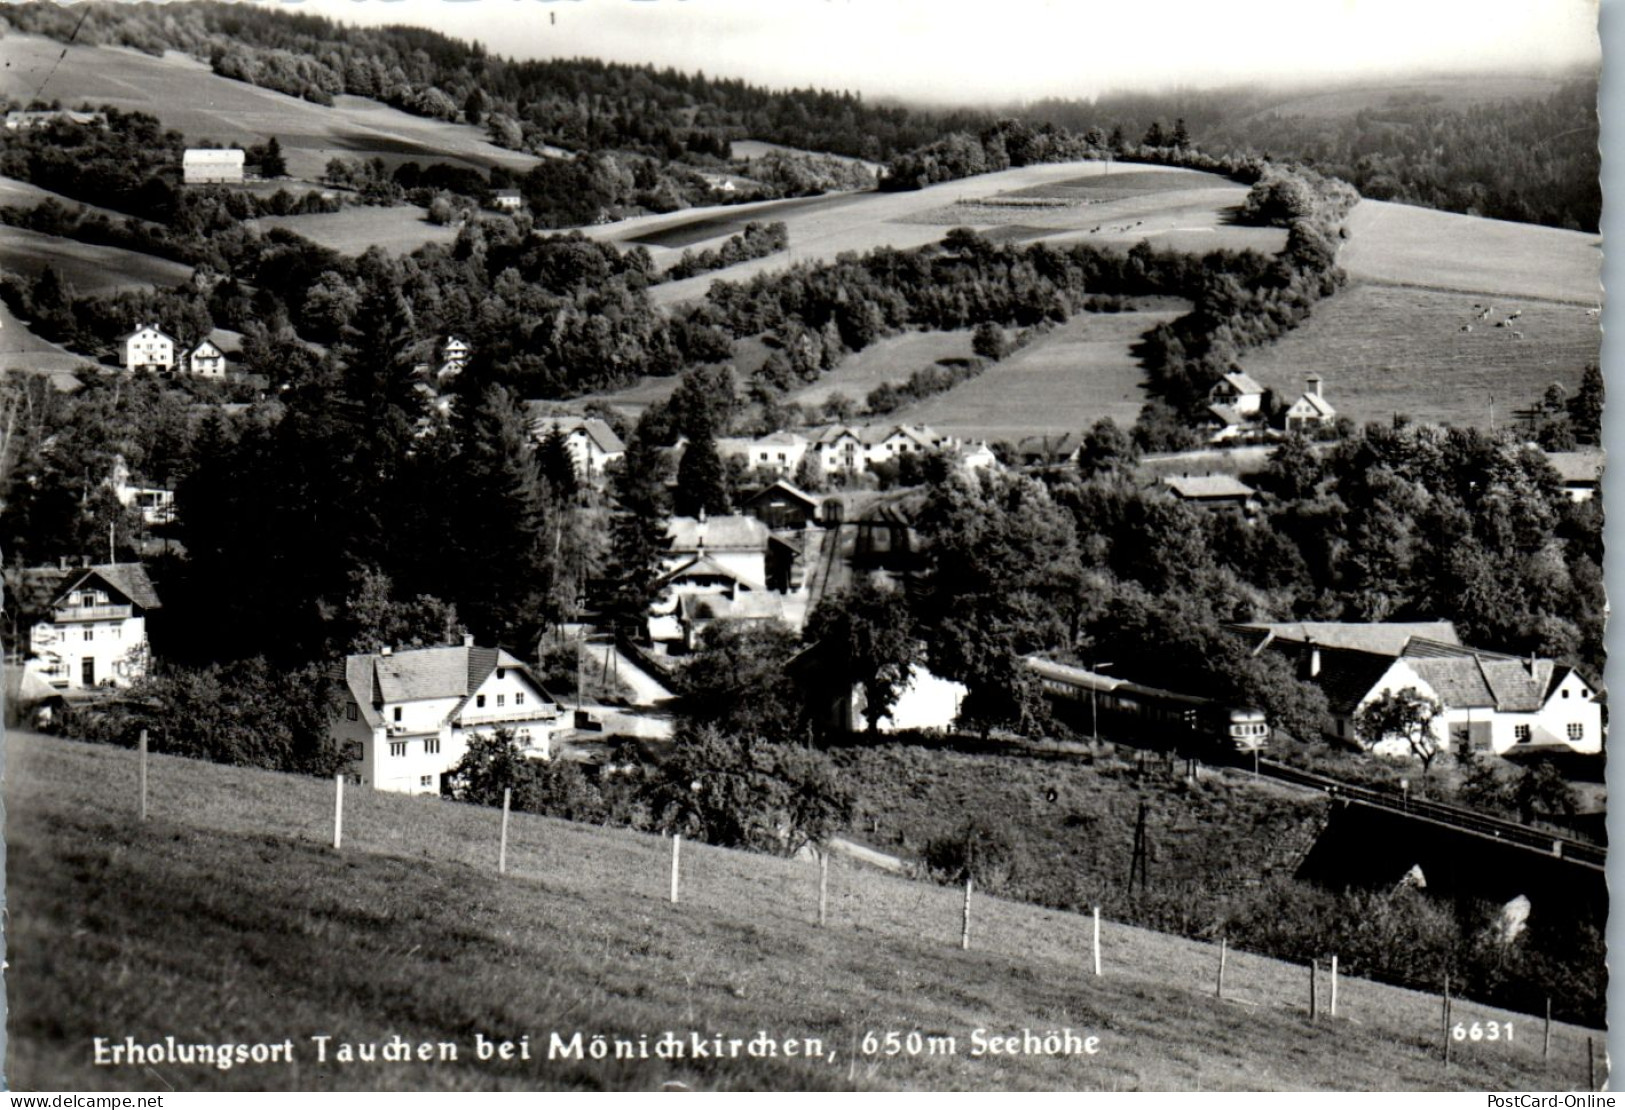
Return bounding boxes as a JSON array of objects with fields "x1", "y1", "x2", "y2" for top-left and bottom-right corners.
[
  {"x1": 445, "y1": 727, "x2": 533, "y2": 805},
  {"x1": 972, "y1": 321, "x2": 1009, "y2": 361},
  {"x1": 535, "y1": 422, "x2": 580, "y2": 501},
  {"x1": 674, "y1": 421, "x2": 730, "y2": 518},
  {"x1": 341, "y1": 567, "x2": 463, "y2": 653},
  {"x1": 923, "y1": 816, "x2": 1016, "y2": 893},
  {"x1": 803, "y1": 579, "x2": 921, "y2": 733},
  {"x1": 1513, "y1": 759, "x2": 1579, "y2": 825},
  {"x1": 1077, "y1": 417, "x2": 1138, "y2": 481},
  {"x1": 1355, "y1": 687, "x2": 1445, "y2": 785},
  {"x1": 600, "y1": 425, "x2": 671, "y2": 630},
  {"x1": 260, "y1": 135, "x2": 286, "y2": 178},
  {"x1": 1567, "y1": 364, "x2": 1603, "y2": 445},
  {"x1": 679, "y1": 621, "x2": 804, "y2": 740}
]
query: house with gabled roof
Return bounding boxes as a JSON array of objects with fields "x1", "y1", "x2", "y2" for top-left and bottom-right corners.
[
  {"x1": 1542, "y1": 449, "x2": 1604, "y2": 503},
  {"x1": 1158, "y1": 473, "x2": 1258, "y2": 512},
  {"x1": 1209, "y1": 370, "x2": 1266, "y2": 415},
  {"x1": 120, "y1": 324, "x2": 176, "y2": 373},
  {"x1": 526, "y1": 409, "x2": 627, "y2": 482},
  {"x1": 808, "y1": 423, "x2": 956, "y2": 476},
  {"x1": 185, "y1": 338, "x2": 227, "y2": 378},
  {"x1": 330, "y1": 641, "x2": 562, "y2": 794},
  {"x1": 717, "y1": 431, "x2": 810, "y2": 478},
  {"x1": 15, "y1": 562, "x2": 162, "y2": 690},
  {"x1": 1283, "y1": 374, "x2": 1336, "y2": 432},
  {"x1": 742, "y1": 479, "x2": 821, "y2": 531}
]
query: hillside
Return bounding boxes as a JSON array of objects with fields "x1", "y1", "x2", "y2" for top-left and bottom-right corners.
[
  {"x1": 0, "y1": 34, "x2": 542, "y2": 180},
  {"x1": 5, "y1": 730, "x2": 1598, "y2": 1092}
]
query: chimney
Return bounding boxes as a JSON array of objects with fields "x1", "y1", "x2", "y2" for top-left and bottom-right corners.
[
  {"x1": 1306, "y1": 374, "x2": 1323, "y2": 399},
  {"x1": 1525, "y1": 651, "x2": 1536, "y2": 676},
  {"x1": 463, "y1": 633, "x2": 475, "y2": 648},
  {"x1": 380, "y1": 646, "x2": 392, "y2": 657},
  {"x1": 1301, "y1": 637, "x2": 1321, "y2": 679}
]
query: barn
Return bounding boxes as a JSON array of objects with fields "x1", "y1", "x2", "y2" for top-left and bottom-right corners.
[{"x1": 183, "y1": 148, "x2": 246, "y2": 185}]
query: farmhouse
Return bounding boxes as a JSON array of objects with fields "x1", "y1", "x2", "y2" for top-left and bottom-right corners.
[
  {"x1": 119, "y1": 324, "x2": 176, "y2": 372},
  {"x1": 440, "y1": 336, "x2": 471, "y2": 379},
  {"x1": 1260, "y1": 632, "x2": 1601, "y2": 757},
  {"x1": 1209, "y1": 370, "x2": 1266, "y2": 415},
  {"x1": 185, "y1": 339, "x2": 227, "y2": 378},
  {"x1": 527, "y1": 413, "x2": 626, "y2": 481},
  {"x1": 1282, "y1": 374, "x2": 1336, "y2": 432},
  {"x1": 1542, "y1": 449, "x2": 1604, "y2": 503},
  {"x1": 4, "y1": 109, "x2": 104, "y2": 131},
  {"x1": 182, "y1": 148, "x2": 246, "y2": 185},
  {"x1": 741, "y1": 480, "x2": 821, "y2": 531},
  {"x1": 717, "y1": 431, "x2": 810, "y2": 478},
  {"x1": 809, "y1": 423, "x2": 956, "y2": 476},
  {"x1": 331, "y1": 641, "x2": 562, "y2": 795},
  {"x1": 1014, "y1": 432, "x2": 1081, "y2": 468},
  {"x1": 1158, "y1": 473, "x2": 1258, "y2": 513},
  {"x1": 13, "y1": 562, "x2": 162, "y2": 691},
  {"x1": 492, "y1": 190, "x2": 524, "y2": 211},
  {"x1": 1232, "y1": 620, "x2": 1462, "y2": 658}
]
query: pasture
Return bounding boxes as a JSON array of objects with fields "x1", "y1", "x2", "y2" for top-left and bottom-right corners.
[
  {"x1": 1339, "y1": 200, "x2": 1601, "y2": 305},
  {"x1": 730, "y1": 139, "x2": 885, "y2": 177},
  {"x1": 612, "y1": 163, "x2": 1281, "y2": 309},
  {"x1": 1237, "y1": 283, "x2": 1601, "y2": 430},
  {"x1": 5, "y1": 730, "x2": 1597, "y2": 1092},
  {"x1": 892, "y1": 309, "x2": 1184, "y2": 443},
  {"x1": 249, "y1": 205, "x2": 461, "y2": 256},
  {"x1": 0, "y1": 226, "x2": 193, "y2": 292},
  {"x1": 0, "y1": 300, "x2": 93, "y2": 375},
  {"x1": 0, "y1": 35, "x2": 542, "y2": 181},
  {"x1": 786, "y1": 329, "x2": 977, "y2": 412}
]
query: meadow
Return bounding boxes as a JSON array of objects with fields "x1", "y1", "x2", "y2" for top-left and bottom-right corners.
[
  {"x1": 892, "y1": 308, "x2": 1184, "y2": 443},
  {"x1": 0, "y1": 225, "x2": 193, "y2": 293},
  {"x1": 5, "y1": 730, "x2": 1598, "y2": 1092},
  {"x1": 785, "y1": 329, "x2": 977, "y2": 413},
  {"x1": 250, "y1": 205, "x2": 461, "y2": 256},
  {"x1": 1339, "y1": 199, "x2": 1601, "y2": 304},
  {"x1": 0, "y1": 35, "x2": 542, "y2": 180},
  {"x1": 1237, "y1": 283, "x2": 1601, "y2": 430}
]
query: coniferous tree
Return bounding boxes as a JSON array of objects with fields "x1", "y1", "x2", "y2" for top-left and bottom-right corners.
[
  {"x1": 261, "y1": 136, "x2": 287, "y2": 178},
  {"x1": 601, "y1": 424, "x2": 671, "y2": 631},
  {"x1": 674, "y1": 421, "x2": 730, "y2": 518},
  {"x1": 536, "y1": 422, "x2": 580, "y2": 501}
]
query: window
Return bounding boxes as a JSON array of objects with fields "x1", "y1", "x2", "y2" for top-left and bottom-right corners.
[
  {"x1": 1568, "y1": 723, "x2": 1584, "y2": 741},
  {"x1": 1562, "y1": 689, "x2": 1571, "y2": 699},
  {"x1": 497, "y1": 694, "x2": 506, "y2": 708},
  {"x1": 389, "y1": 741, "x2": 407, "y2": 757},
  {"x1": 477, "y1": 694, "x2": 486, "y2": 708},
  {"x1": 393, "y1": 707, "x2": 403, "y2": 723},
  {"x1": 519, "y1": 729, "x2": 531, "y2": 743},
  {"x1": 425, "y1": 737, "x2": 440, "y2": 755},
  {"x1": 1514, "y1": 725, "x2": 1532, "y2": 744},
  {"x1": 346, "y1": 704, "x2": 358, "y2": 722},
  {"x1": 420, "y1": 775, "x2": 434, "y2": 788},
  {"x1": 497, "y1": 668, "x2": 506, "y2": 680},
  {"x1": 515, "y1": 692, "x2": 525, "y2": 706},
  {"x1": 84, "y1": 628, "x2": 94, "y2": 642}
]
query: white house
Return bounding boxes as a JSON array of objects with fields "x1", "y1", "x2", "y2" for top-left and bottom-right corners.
[
  {"x1": 22, "y1": 562, "x2": 162, "y2": 690},
  {"x1": 183, "y1": 148, "x2": 246, "y2": 185},
  {"x1": 440, "y1": 336, "x2": 471, "y2": 379},
  {"x1": 809, "y1": 423, "x2": 957, "y2": 476},
  {"x1": 527, "y1": 410, "x2": 627, "y2": 481},
  {"x1": 108, "y1": 455, "x2": 176, "y2": 525},
  {"x1": 185, "y1": 339, "x2": 227, "y2": 378},
  {"x1": 331, "y1": 642, "x2": 562, "y2": 795},
  {"x1": 1543, "y1": 450, "x2": 1604, "y2": 503},
  {"x1": 120, "y1": 324, "x2": 176, "y2": 372},
  {"x1": 663, "y1": 515, "x2": 769, "y2": 585},
  {"x1": 1209, "y1": 370, "x2": 1266, "y2": 416},
  {"x1": 1283, "y1": 374, "x2": 1336, "y2": 432},
  {"x1": 717, "y1": 431, "x2": 810, "y2": 478},
  {"x1": 492, "y1": 190, "x2": 524, "y2": 211}
]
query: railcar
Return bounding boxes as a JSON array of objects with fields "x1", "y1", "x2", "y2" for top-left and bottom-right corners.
[{"x1": 1027, "y1": 656, "x2": 1269, "y2": 753}]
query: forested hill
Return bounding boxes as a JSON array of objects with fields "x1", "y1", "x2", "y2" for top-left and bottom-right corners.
[{"x1": 0, "y1": 0, "x2": 961, "y2": 161}]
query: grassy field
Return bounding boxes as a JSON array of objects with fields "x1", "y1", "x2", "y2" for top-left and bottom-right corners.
[
  {"x1": 1237, "y1": 283, "x2": 1601, "y2": 430},
  {"x1": 250, "y1": 206, "x2": 461, "y2": 256},
  {"x1": 891, "y1": 308, "x2": 1184, "y2": 443},
  {"x1": 786, "y1": 329, "x2": 977, "y2": 412},
  {"x1": 1232, "y1": 76, "x2": 1571, "y2": 122},
  {"x1": 5, "y1": 730, "x2": 1597, "y2": 1092},
  {"x1": 730, "y1": 140, "x2": 884, "y2": 177},
  {"x1": 612, "y1": 163, "x2": 1278, "y2": 310},
  {"x1": 0, "y1": 225, "x2": 193, "y2": 293},
  {"x1": 0, "y1": 35, "x2": 541, "y2": 181},
  {"x1": 1340, "y1": 199, "x2": 1601, "y2": 304}
]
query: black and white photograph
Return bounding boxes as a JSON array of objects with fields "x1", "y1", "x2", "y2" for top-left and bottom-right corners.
[{"x1": 0, "y1": 0, "x2": 1610, "y2": 1094}]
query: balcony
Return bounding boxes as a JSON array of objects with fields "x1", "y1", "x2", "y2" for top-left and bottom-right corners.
[
  {"x1": 51, "y1": 604, "x2": 132, "y2": 623},
  {"x1": 457, "y1": 705, "x2": 560, "y2": 728}
]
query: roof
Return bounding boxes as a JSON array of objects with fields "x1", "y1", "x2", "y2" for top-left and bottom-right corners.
[
  {"x1": 1026, "y1": 656, "x2": 1128, "y2": 694},
  {"x1": 1543, "y1": 450, "x2": 1605, "y2": 485},
  {"x1": 678, "y1": 591, "x2": 785, "y2": 623},
  {"x1": 808, "y1": 423, "x2": 943, "y2": 448},
  {"x1": 1206, "y1": 403, "x2": 1244, "y2": 427},
  {"x1": 1015, "y1": 432, "x2": 1081, "y2": 461},
  {"x1": 667, "y1": 515, "x2": 769, "y2": 552},
  {"x1": 183, "y1": 148, "x2": 246, "y2": 164},
  {"x1": 657, "y1": 554, "x2": 765, "y2": 593},
  {"x1": 51, "y1": 563, "x2": 163, "y2": 611},
  {"x1": 1215, "y1": 370, "x2": 1265, "y2": 396},
  {"x1": 121, "y1": 323, "x2": 174, "y2": 344},
  {"x1": 190, "y1": 339, "x2": 224, "y2": 357},
  {"x1": 340, "y1": 644, "x2": 552, "y2": 717},
  {"x1": 1236, "y1": 621, "x2": 1461, "y2": 657},
  {"x1": 1309, "y1": 646, "x2": 1405, "y2": 716},
  {"x1": 1291, "y1": 392, "x2": 1337, "y2": 418},
  {"x1": 743, "y1": 480, "x2": 820, "y2": 511},
  {"x1": 495, "y1": 189, "x2": 523, "y2": 198},
  {"x1": 1161, "y1": 474, "x2": 1256, "y2": 500},
  {"x1": 525, "y1": 409, "x2": 626, "y2": 455}
]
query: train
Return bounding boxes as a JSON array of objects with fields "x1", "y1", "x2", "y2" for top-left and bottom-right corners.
[{"x1": 1026, "y1": 656, "x2": 1270, "y2": 753}]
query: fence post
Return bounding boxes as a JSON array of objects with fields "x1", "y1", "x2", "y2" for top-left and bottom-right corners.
[
  {"x1": 1216, "y1": 937, "x2": 1227, "y2": 999},
  {"x1": 670, "y1": 833, "x2": 681, "y2": 904},
  {"x1": 1588, "y1": 1037, "x2": 1595, "y2": 1091},
  {"x1": 960, "y1": 875, "x2": 973, "y2": 950},
  {"x1": 1543, "y1": 998, "x2": 1552, "y2": 1060},
  {"x1": 1443, "y1": 973, "x2": 1452, "y2": 1068},
  {"x1": 818, "y1": 849, "x2": 829, "y2": 927},
  {"x1": 1092, "y1": 905, "x2": 1102, "y2": 977},
  {"x1": 498, "y1": 787, "x2": 511, "y2": 875},
  {"x1": 1309, "y1": 960, "x2": 1318, "y2": 1021},
  {"x1": 138, "y1": 729, "x2": 149, "y2": 822},
  {"x1": 1330, "y1": 954, "x2": 1338, "y2": 1017},
  {"x1": 332, "y1": 773, "x2": 344, "y2": 851}
]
